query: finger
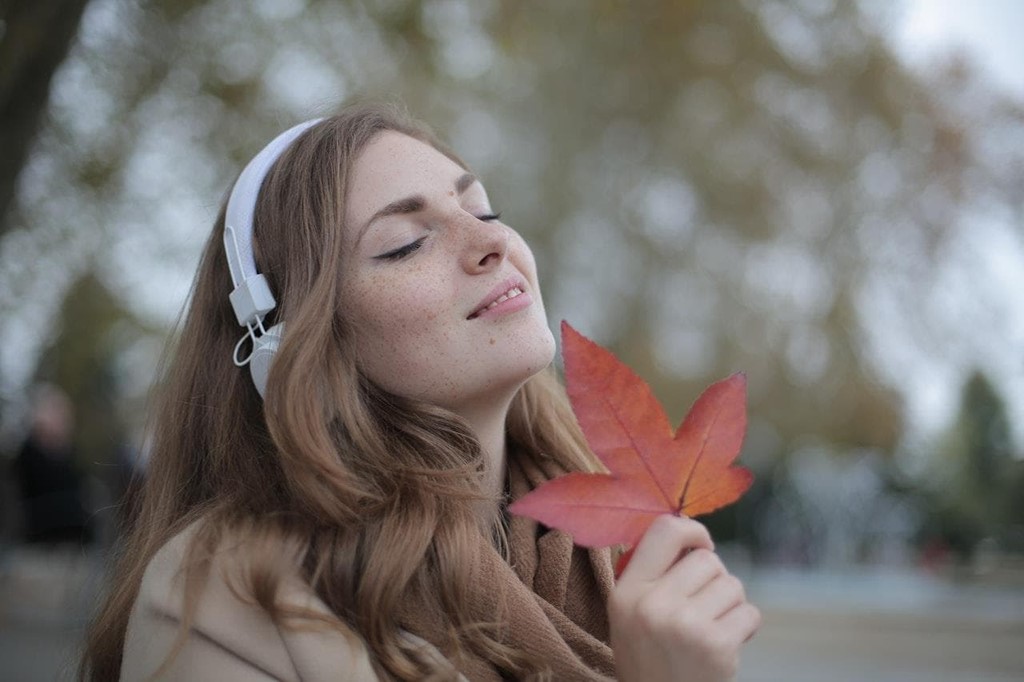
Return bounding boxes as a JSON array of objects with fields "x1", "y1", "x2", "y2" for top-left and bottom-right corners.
[
  {"x1": 687, "y1": 572, "x2": 745, "y2": 620},
  {"x1": 619, "y1": 515, "x2": 714, "y2": 584},
  {"x1": 651, "y1": 547, "x2": 725, "y2": 599},
  {"x1": 715, "y1": 601, "x2": 762, "y2": 645}
]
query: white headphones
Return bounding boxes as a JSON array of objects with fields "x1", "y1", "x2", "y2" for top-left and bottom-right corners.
[{"x1": 223, "y1": 119, "x2": 323, "y2": 398}]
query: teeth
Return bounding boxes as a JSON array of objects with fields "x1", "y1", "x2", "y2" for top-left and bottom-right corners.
[{"x1": 482, "y1": 287, "x2": 522, "y2": 313}]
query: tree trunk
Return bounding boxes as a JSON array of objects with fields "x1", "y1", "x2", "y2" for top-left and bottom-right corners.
[{"x1": 0, "y1": 0, "x2": 91, "y2": 236}]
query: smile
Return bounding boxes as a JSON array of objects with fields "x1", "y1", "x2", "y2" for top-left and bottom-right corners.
[
  {"x1": 468, "y1": 279, "x2": 530, "y2": 319},
  {"x1": 481, "y1": 287, "x2": 522, "y2": 312}
]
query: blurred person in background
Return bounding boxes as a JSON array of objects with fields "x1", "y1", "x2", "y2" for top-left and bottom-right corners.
[
  {"x1": 13, "y1": 384, "x2": 93, "y2": 546},
  {"x1": 81, "y1": 102, "x2": 759, "y2": 681}
]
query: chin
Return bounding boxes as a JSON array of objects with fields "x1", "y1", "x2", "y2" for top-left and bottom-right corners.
[
  {"x1": 518, "y1": 331, "x2": 557, "y2": 387},
  {"x1": 535, "y1": 325, "x2": 558, "y2": 368},
  {"x1": 520, "y1": 317, "x2": 557, "y2": 367},
  {"x1": 488, "y1": 325, "x2": 556, "y2": 392}
]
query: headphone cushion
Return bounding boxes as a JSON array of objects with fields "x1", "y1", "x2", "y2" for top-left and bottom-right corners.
[{"x1": 249, "y1": 323, "x2": 283, "y2": 398}]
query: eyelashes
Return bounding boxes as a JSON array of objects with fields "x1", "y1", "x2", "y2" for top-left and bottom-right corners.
[
  {"x1": 375, "y1": 237, "x2": 426, "y2": 261},
  {"x1": 373, "y1": 212, "x2": 504, "y2": 262}
]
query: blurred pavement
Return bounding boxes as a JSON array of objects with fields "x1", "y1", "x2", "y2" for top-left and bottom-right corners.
[
  {"x1": 1, "y1": 547, "x2": 1022, "y2": 681},
  {"x1": 740, "y1": 567, "x2": 1024, "y2": 681},
  {"x1": 0, "y1": 545, "x2": 101, "y2": 681}
]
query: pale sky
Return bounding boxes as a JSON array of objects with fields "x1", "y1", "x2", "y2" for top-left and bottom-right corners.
[
  {"x1": 889, "y1": 0, "x2": 1024, "y2": 449},
  {"x1": 896, "y1": 0, "x2": 1024, "y2": 99}
]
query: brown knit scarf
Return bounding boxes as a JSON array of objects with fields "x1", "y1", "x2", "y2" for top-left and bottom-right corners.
[{"x1": 402, "y1": 452, "x2": 618, "y2": 680}]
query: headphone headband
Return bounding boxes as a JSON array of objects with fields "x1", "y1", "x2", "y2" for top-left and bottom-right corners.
[
  {"x1": 223, "y1": 118, "x2": 323, "y2": 398},
  {"x1": 223, "y1": 118, "x2": 323, "y2": 327}
]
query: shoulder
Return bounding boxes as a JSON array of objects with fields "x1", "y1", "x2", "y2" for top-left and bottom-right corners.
[{"x1": 121, "y1": 520, "x2": 380, "y2": 681}]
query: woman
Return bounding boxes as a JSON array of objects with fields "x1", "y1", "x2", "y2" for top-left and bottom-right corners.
[{"x1": 81, "y1": 102, "x2": 760, "y2": 681}]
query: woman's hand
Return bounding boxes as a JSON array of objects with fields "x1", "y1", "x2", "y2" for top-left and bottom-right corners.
[{"x1": 608, "y1": 515, "x2": 761, "y2": 682}]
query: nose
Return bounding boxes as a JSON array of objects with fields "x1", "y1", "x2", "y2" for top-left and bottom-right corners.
[{"x1": 459, "y1": 216, "x2": 509, "y2": 274}]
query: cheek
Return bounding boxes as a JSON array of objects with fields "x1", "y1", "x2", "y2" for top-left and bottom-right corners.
[
  {"x1": 355, "y1": 265, "x2": 449, "y2": 327},
  {"x1": 346, "y1": 268, "x2": 456, "y2": 385}
]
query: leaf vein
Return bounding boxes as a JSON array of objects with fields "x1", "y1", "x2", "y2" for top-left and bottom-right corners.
[
  {"x1": 678, "y1": 404, "x2": 720, "y2": 509},
  {"x1": 605, "y1": 392, "x2": 675, "y2": 510}
]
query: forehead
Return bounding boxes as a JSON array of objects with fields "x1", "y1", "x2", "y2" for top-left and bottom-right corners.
[{"x1": 345, "y1": 131, "x2": 466, "y2": 223}]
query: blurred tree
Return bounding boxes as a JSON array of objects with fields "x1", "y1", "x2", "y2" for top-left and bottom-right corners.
[
  {"x1": 0, "y1": 0, "x2": 92, "y2": 237},
  {"x1": 960, "y1": 371, "x2": 1012, "y2": 489},
  {"x1": 481, "y1": 0, "x2": 937, "y2": 451},
  {"x1": 1001, "y1": 460, "x2": 1024, "y2": 552},
  {"x1": 33, "y1": 268, "x2": 146, "y2": 474},
  {"x1": 923, "y1": 370, "x2": 1019, "y2": 556},
  {"x1": 0, "y1": 0, "x2": 1021, "y2": 487}
]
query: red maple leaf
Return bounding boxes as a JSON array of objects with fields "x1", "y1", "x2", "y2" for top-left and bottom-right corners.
[{"x1": 509, "y1": 322, "x2": 752, "y2": 570}]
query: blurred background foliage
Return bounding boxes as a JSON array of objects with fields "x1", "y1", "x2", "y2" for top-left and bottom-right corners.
[{"x1": 1, "y1": 0, "x2": 1022, "y2": 569}]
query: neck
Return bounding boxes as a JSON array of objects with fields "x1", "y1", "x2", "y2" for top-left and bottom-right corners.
[{"x1": 454, "y1": 395, "x2": 514, "y2": 500}]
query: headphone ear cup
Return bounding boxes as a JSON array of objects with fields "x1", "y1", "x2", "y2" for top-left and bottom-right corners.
[{"x1": 249, "y1": 323, "x2": 283, "y2": 398}]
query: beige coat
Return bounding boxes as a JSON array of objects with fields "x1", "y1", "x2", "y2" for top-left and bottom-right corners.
[{"x1": 120, "y1": 524, "x2": 463, "y2": 681}]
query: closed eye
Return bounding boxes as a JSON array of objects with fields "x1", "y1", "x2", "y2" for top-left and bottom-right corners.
[
  {"x1": 375, "y1": 237, "x2": 426, "y2": 261},
  {"x1": 374, "y1": 212, "x2": 501, "y2": 261}
]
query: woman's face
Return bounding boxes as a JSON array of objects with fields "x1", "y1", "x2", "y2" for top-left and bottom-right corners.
[{"x1": 341, "y1": 131, "x2": 556, "y2": 414}]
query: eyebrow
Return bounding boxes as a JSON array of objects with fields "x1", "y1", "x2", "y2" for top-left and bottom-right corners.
[{"x1": 357, "y1": 172, "x2": 478, "y2": 243}]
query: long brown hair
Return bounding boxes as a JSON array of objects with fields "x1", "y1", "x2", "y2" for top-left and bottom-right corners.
[{"x1": 80, "y1": 102, "x2": 598, "y2": 680}]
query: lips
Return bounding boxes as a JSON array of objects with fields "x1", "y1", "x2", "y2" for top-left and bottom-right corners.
[{"x1": 468, "y1": 276, "x2": 528, "y2": 319}]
